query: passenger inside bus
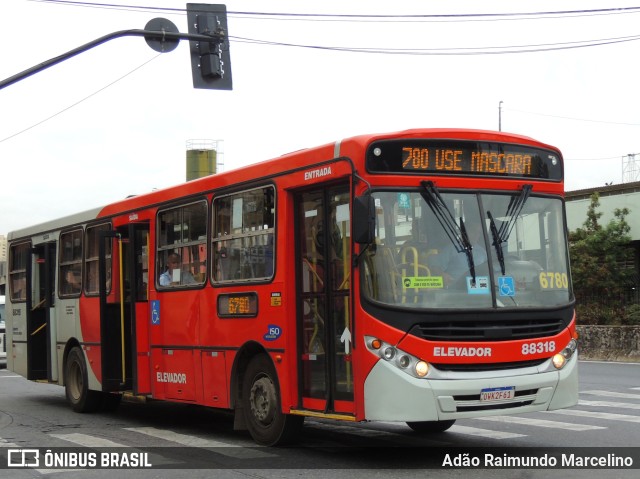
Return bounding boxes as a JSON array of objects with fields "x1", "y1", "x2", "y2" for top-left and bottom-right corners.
[
  {"x1": 159, "y1": 252, "x2": 196, "y2": 287},
  {"x1": 63, "y1": 268, "x2": 82, "y2": 294}
]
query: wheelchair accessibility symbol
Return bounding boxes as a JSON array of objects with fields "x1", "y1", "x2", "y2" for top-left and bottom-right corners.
[
  {"x1": 151, "y1": 300, "x2": 161, "y2": 325},
  {"x1": 498, "y1": 277, "x2": 515, "y2": 297}
]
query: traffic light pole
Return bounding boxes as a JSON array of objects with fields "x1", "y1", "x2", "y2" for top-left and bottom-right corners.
[{"x1": 0, "y1": 27, "x2": 223, "y2": 91}]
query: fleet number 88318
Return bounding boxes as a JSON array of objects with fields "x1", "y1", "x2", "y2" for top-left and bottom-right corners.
[{"x1": 522, "y1": 341, "x2": 556, "y2": 355}]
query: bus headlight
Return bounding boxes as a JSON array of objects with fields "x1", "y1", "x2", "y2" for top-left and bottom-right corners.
[
  {"x1": 552, "y1": 339, "x2": 578, "y2": 370},
  {"x1": 415, "y1": 361, "x2": 429, "y2": 378},
  {"x1": 365, "y1": 336, "x2": 431, "y2": 379}
]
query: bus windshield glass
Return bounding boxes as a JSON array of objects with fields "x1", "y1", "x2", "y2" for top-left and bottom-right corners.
[{"x1": 361, "y1": 189, "x2": 571, "y2": 309}]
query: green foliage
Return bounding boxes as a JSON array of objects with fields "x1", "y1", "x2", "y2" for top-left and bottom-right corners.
[
  {"x1": 623, "y1": 304, "x2": 640, "y2": 326},
  {"x1": 569, "y1": 192, "x2": 635, "y2": 325}
]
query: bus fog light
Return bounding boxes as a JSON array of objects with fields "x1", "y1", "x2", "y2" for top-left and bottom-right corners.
[
  {"x1": 415, "y1": 361, "x2": 429, "y2": 377},
  {"x1": 398, "y1": 355, "x2": 410, "y2": 368},
  {"x1": 383, "y1": 347, "x2": 396, "y2": 360}
]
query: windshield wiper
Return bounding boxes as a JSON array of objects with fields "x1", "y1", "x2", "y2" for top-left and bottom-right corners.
[
  {"x1": 458, "y1": 216, "x2": 477, "y2": 285},
  {"x1": 420, "y1": 181, "x2": 476, "y2": 284},
  {"x1": 488, "y1": 184, "x2": 532, "y2": 276},
  {"x1": 487, "y1": 210, "x2": 505, "y2": 275},
  {"x1": 497, "y1": 184, "x2": 532, "y2": 243}
]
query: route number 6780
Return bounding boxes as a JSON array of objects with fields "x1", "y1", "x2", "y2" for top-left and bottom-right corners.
[{"x1": 539, "y1": 272, "x2": 569, "y2": 289}]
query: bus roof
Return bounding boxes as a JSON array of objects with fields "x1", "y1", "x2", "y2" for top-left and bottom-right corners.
[{"x1": 7, "y1": 128, "x2": 561, "y2": 241}]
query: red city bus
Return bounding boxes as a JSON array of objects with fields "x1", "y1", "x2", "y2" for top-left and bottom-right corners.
[{"x1": 7, "y1": 128, "x2": 578, "y2": 445}]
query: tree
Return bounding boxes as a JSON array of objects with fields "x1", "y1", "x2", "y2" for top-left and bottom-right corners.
[{"x1": 569, "y1": 192, "x2": 634, "y2": 324}]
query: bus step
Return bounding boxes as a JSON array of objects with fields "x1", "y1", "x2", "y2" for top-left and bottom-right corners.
[{"x1": 289, "y1": 409, "x2": 356, "y2": 421}]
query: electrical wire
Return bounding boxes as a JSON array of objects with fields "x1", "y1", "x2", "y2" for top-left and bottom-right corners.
[
  {"x1": 26, "y1": 0, "x2": 640, "y2": 56},
  {"x1": 0, "y1": 53, "x2": 161, "y2": 144},
  {"x1": 28, "y1": 0, "x2": 640, "y2": 23},
  {"x1": 506, "y1": 108, "x2": 640, "y2": 126},
  {"x1": 231, "y1": 33, "x2": 640, "y2": 55}
]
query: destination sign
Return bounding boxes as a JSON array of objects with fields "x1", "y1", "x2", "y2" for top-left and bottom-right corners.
[{"x1": 366, "y1": 139, "x2": 562, "y2": 180}]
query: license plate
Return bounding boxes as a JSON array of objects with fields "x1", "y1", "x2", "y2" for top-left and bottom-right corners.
[{"x1": 480, "y1": 386, "x2": 515, "y2": 401}]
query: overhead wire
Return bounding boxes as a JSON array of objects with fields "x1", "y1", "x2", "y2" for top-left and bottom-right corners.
[
  {"x1": 0, "y1": 53, "x2": 162, "y2": 144},
  {"x1": 27, "y1": 0, "x2": 640, "y2": 55},
  {"x1": 231, "y1": 34, "x2": 640, "y2": 55},
  {"x1": 9, "y1": 0, "x2": 640, "y2": 152},
  {"x1": 506, "y1": 108, "x2": 640, "y2": 126},
  {"x1": 27, "y1": 0, "x2": 640, "y2": 22}
]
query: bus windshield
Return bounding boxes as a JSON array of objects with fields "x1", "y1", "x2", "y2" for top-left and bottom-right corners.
[{"x1": 361, "y1": 188, "x2": 572, "y2": 309}]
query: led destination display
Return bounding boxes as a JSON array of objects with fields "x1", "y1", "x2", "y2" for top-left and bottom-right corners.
[{"x1": 367, "y1": 139, "x2": 562, "y2": 180}]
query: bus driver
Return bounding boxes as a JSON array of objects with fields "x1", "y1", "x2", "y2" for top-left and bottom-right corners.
[{"x1": 159, "y1": 252, "x2": 196, "y2": 286}]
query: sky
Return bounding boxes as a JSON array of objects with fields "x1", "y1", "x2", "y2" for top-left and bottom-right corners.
[{"x1": 1, "y1": 0, "x2": 640, "y2": 234}]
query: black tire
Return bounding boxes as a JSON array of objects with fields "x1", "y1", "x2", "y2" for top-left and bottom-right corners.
[
  {"x1": 65, "y1": 346, "x2": 102, "y2": 413},
  {"x1": 407, "y1": 419, "x2": 456, "y2": 433},
  {"x1": 242, "y1": 354, "x2": 303, "y2": 446}
]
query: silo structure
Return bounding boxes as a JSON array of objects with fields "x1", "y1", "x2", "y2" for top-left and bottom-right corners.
[{"x1": 186, "y1": 140, "x2": 222, "y2": 181}]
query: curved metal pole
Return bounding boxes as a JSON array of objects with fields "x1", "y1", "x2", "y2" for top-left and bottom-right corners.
[{"x1": 0, "y1": 29, "x2": 219, "y2": 90}]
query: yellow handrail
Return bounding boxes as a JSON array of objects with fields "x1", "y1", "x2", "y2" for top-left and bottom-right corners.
[{"x1": 118, "y1": 236, "x2": 126, "y2": 384}]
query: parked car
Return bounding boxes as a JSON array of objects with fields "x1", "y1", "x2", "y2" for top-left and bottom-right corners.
[{"x1": 0, "y1": 295, "x2": 6, "y2": 368}]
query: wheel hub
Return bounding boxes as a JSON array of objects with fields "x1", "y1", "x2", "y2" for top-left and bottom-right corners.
[{"x1": 249, "y1": 377, "x2": 276, "y2": 424}]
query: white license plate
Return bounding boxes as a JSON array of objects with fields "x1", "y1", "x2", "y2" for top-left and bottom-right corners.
[{"x1": 480, "y1": 386, "x2": 515, "y2": 401}]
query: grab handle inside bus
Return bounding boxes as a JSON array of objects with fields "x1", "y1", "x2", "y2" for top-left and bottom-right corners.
[{"x1": 353, "y1": 195, "x2": 375, "y2": 244}]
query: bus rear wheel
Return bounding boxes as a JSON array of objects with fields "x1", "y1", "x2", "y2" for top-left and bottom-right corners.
[
  {"x1": 407, "y1": 419, "x2": 456, "y2": 433},
  {"x1": 242, "y1": 354, "x2": 303, "y2": 446},
  {"x1": 65, "y1": 346, "x2": 102, "y2": 413}
]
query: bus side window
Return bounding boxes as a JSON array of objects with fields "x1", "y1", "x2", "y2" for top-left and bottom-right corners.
[
  {"x1": 212, "y1": 186, "x2": 275, "y2": 284},
  {"x1": 157, "y1": 200, "x2": 208, "y2": 289},
  {"x1": 59, "y1": 229, "x2": 83, "y2": 298}
]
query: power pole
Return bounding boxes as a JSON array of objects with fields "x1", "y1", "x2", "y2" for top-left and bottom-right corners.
[{"x1": 622, "y1": 153, "x2": 640, "y2": 183}]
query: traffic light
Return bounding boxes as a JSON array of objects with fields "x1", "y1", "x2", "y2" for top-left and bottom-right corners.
[{"x1": 186, "y1": 3, "x2": 232, "y2": 90}]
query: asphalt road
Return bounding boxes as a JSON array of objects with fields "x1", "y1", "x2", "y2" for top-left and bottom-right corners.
[{"x1": 0, "y1": 360, "x2": 638, "y2": 478}]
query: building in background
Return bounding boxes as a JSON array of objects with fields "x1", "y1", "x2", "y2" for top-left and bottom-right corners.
[{"x1": 565, "y1": 181, "x2": 640, "y2": 296}]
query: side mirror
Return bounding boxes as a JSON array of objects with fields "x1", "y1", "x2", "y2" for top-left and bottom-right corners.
[{"x1": 353, "y1": 195, "x2": 375, "y2": 244}]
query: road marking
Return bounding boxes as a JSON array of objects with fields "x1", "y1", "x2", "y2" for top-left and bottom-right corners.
[
  {"x1": 476, "y1": 416, "x2": 605, "y2": 431},
  {"x1": 0, "y1": 437, "x2": 20, "y2": 447},
  {"x1": 125, "y1": 427, "x2": 275, "y2": 458},
  {"x1": 550, "y1": 409, "x2": 640, "y2": 423},
  {"x1": 579, "y1": 399, "x2": 640, "y2": 410},
  {"x1": 32, "y1": 434, "x2": 129, "y2": 476},
  {"x1": 49, "y1": 432, "x2": 181, "y2": 469},
  {"x1": 449, "y1": 425, "x2": 526, "y2": 439},
  {"x1": 49, "y1": 433, "x2": 128, "y2": 447},
  {"x1": 581, "y1": 390, "x2": 640, "y2": 400}
]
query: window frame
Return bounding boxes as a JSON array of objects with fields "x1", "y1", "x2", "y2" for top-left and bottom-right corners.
[
  {"x1": 211, "y1": 185, "x2": 276, "y2": 285},
  {"x1": 84, "y1": 222, "x2": 112, "y2": 296},
  {"x1": 156, "y1": 199, "x2": 209, "y2": 290},
  {"x1": 9, "y1": 241, "x2": 31, "y2": 303},
  {"x1": 59, "y1": 228, "x2": 84, "y2": 298}
]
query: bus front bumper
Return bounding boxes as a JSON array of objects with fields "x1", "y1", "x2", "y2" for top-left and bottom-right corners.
[{"x1": 363, "y1": 353, "x2": 578, "y2": 422}]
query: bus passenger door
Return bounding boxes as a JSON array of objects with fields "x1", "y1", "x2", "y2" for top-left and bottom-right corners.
[
  {"x1": 127, "y1": 223, "x2": 151, "y2": 395},
  {"x1": 99, "y1": 224, "x2": 149, "y2": 393},
  {"x1": 26, "y1": 242, "x2": 56, "y2": 380},
  {"x1": 296, "y1": 184, "x2": 354, "y2": 414}
]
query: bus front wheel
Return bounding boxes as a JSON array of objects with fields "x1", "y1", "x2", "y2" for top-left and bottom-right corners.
[
  {"x1": 407, "y1": 419, "x2": 456, "y2": 433},
  {"x1": 242, "y1": 354, "x2": 303, "y2": 446},
  {"x1": 65, "y1": 346, "x2": 102, "y2": 413}
]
